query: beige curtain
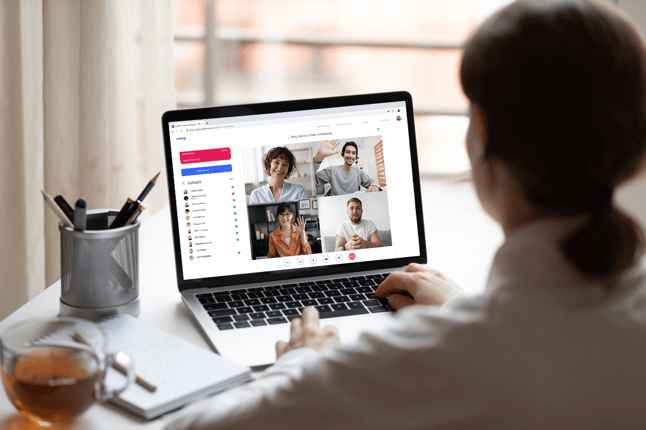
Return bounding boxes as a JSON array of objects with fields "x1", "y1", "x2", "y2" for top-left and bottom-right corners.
[{"x1": 0, "y1": 0, "x2": 175, "y2": 320}]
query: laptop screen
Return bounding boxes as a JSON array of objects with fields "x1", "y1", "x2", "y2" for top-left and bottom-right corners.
[{"x1": 163, "y1": 92, "x2": 426, "y2": 290}]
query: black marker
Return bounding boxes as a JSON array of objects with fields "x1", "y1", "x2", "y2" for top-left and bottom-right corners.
[
  {"x1": 73, "y1": 198, "x2": 87, "y2": 231},
  {"x1": 54, "y1": 195, "x2": 74, "y2": 221}
]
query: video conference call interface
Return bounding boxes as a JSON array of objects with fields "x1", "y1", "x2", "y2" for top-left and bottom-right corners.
[{"x1": 169, "y1": 101, "x2": 421, "y2": 281}]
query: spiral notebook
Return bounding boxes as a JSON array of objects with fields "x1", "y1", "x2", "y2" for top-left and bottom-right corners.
[{"x1": 101, "y1": 314, "x2": 251, "y2": 419}]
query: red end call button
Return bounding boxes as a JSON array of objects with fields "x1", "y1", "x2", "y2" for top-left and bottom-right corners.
[{"x1": 180, "y1": 148, "x2": 231, "y2": 164}]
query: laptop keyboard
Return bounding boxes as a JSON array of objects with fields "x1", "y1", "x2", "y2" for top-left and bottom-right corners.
[{"x1": 195, "y1": 274, "x2": 391, "y2": 330}]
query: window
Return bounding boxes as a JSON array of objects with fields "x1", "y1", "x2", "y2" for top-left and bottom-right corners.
[{"x1": 172, "y1": 0, "x2": 513, "y2": 174}]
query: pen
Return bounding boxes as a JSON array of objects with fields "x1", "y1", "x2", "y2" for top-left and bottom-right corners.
[
  {"x1": 109, "y1": 172, "x2": 160, "y2": 229},
  {"x1": 54, "y1": 195, "x2": 74, "y2": 221},
  {"x1": 109, "y1": 198, "x2": 135, "y2": 229},
  {"x1": 71, "y1": 332, "x2": 157, "y2": 393},
  {"x1": 125, "y1": 201, "x2": 145, "y2": 226},
  {"x1": 41, "y1": 190, "x2": 74, "y2": 228},
  {"x1": 73, "y1": 198, "x2": 87, "y2": 231}
]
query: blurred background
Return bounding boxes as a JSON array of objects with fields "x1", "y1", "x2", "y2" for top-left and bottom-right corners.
[
  {"x1": 5, "y1": 0, "x2": 646, "y2": 321},
  {"x1": 171, "y1": 0, "x2": 515, "y2": 175}
]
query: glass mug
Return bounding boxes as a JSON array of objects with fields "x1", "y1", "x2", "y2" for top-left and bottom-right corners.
[{"x1": 0, "y1": 317, "x2": 134, "y2": 426}]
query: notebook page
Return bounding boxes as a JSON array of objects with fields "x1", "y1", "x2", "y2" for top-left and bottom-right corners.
[{"x1": 102, "y1": 314, "x2": 251, "y2": 418}]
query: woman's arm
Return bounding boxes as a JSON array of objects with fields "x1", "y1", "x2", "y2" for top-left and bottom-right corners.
[
  {"x1": 164, "y1": 305, "x2": 469, "y2": 430},
  {"x1": 296, "y1": 217, "x2": 312, "y2": 255}
]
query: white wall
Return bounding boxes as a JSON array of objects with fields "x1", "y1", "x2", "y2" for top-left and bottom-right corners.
[{"x1": 615, "y1": 0, "x2": 646, "y2": 230}]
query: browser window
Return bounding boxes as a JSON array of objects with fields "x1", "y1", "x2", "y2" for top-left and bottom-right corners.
[{"x1": 168, "y1": 101, "x2": 419, "y2": 281}]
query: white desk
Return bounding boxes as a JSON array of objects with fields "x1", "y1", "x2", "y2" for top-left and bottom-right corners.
[{"x1": 0, "y1": 179, "x2": 502, "y2": 429}]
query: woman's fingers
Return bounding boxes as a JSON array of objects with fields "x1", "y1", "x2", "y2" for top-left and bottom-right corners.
[
  {"x1": 375, "y1": 264, "x2": 463, "y2": 307},
  {"x1": 322, "y1": 324, "x2": 339, "y2": 338},
  {"x1": 301, "y1": 306, "x2": 320, "y2": 339},
  {"x1": 275, "y1": 340, "x2": 287, "y2": 357},
  {"x1": 275, "y1": 308, "x2": 341, "y2": 359},
  {"x1": 375, "y1": 271, "x2": 417, "y2": 298},
  {"x1": 290, "y1": 316, "x2": 302, "y2": 341},
  {"x1": 404, "y1": 262, "x2": 431, "y2": 273},
  {"x1": 387, "y1": 293, "x2": 416, "y2": 310}
]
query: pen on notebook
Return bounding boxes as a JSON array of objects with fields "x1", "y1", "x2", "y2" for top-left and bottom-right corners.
[
  {"x1": 42, "y1": 190, "x2": 74, "y2": 228},
  {"x1": 71, "y1": 331, "x2": 157, "y2": 393},
  {"x1": 109, "y1": 172, "x2": 160, "y2": 229},
  {"x1": 54, "y1": 195, "x2": 74, "y2": 221},
  {"x1": 73, "y1": 198, "x2": 87, "y2": 231}
]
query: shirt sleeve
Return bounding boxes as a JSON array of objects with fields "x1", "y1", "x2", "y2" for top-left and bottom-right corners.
[
  {"x1": 358, "y1": 169, "x2": 380, "y2": 190},
  {"x1": 314, "y1": 163, "x2": 331, "y2": 189},
  {"x1": 335, "y1": 222, "x2": 346, "y2": 238},
  {"x1": 267, "y1": 232, "x2": 277, "y2": 258},
  {"x1": 249, "y1": 188, "x2": 262, "y2": 205},
  {"x1": 298, "y1": 231, "x2": 312, "y2": 255},
  {"x1": 295, "y1": 184, "x2": 310, "y2": 200},
  {"x1": 163, "y1": 307, "x2": 472, "y2": 430}
]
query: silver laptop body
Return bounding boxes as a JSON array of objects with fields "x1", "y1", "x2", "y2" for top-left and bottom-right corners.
[{"x1": 162, "y1": 92, "x2": 426, "y2": 367}]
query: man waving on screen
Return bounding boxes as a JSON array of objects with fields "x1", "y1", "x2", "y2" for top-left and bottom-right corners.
[{"x1": 313, "y1": 140, "x2": 381, "y2": 196}]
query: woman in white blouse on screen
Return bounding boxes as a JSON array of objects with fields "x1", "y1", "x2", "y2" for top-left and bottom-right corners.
[
  {"x1": 248, "y1": 147, "x2": 309, "y2": 204},
  {"x1": 168, "y1": 1, "x2": 646, "y2": 428}
]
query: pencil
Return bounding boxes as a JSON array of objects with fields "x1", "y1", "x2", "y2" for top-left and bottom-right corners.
[
  {"x1": 42, "y1": 190, "x2": 74, "y2": 228},
  {"x1": 136, "y1": 171, "x2": 160, "y2": 202}
]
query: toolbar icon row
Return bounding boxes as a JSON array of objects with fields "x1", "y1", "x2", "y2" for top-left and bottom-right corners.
[{"x1": 283, "y1": 253, "x2": 350, "y2": 267}]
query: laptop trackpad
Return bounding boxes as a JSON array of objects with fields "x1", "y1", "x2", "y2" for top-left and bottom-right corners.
[{"x1": 213, "y1": 313, "x2": 394, "y2": 368}]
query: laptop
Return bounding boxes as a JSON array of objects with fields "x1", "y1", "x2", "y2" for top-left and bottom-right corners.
[{"x1": 162, "y1": 91, "x2": 426, "y2": 367}]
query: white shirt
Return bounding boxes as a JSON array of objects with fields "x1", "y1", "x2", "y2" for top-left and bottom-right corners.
[
  {"x1": 336, "y1": 219, "x2": 377, "y2": 242},
  {"x1": 166, "y1": 217, "x2": 646, "y2": 429},
  {"x1": 248, "y1": 182, "x2": 309, "y2": 204}
]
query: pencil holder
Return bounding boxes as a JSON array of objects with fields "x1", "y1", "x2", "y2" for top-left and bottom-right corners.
[{"x1": 59, "y1": 209, "x2": 140, "y2": 320}]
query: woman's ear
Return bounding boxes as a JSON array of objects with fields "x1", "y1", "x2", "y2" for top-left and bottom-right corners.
[{"x1": 466, "y1": 103, "x2": 487, "y2": 162}]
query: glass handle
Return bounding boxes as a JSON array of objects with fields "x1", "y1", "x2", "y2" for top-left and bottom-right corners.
[{"x1": 97, "y1": 351, "x2": 135, "y2": 401}]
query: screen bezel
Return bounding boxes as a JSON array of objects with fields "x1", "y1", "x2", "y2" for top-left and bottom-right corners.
[{"x1": 162, "y1": 91, "x2": 427, "y2": 292}]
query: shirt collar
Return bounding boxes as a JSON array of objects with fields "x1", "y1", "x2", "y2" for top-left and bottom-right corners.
[
  {"x1": 485, "y1": 215, "x2": 593, "y2": 293},
  {"x1": 277, "y1": 224, "x2": 298, "y2": 242},
  {"x1": 485, "y1": 214, "x2": 646, "y2": 311}
]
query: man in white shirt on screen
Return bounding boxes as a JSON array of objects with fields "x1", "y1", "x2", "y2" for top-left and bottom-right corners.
[{"x1": 335, "y1": 197, "x2": 383, "y2": 251}]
